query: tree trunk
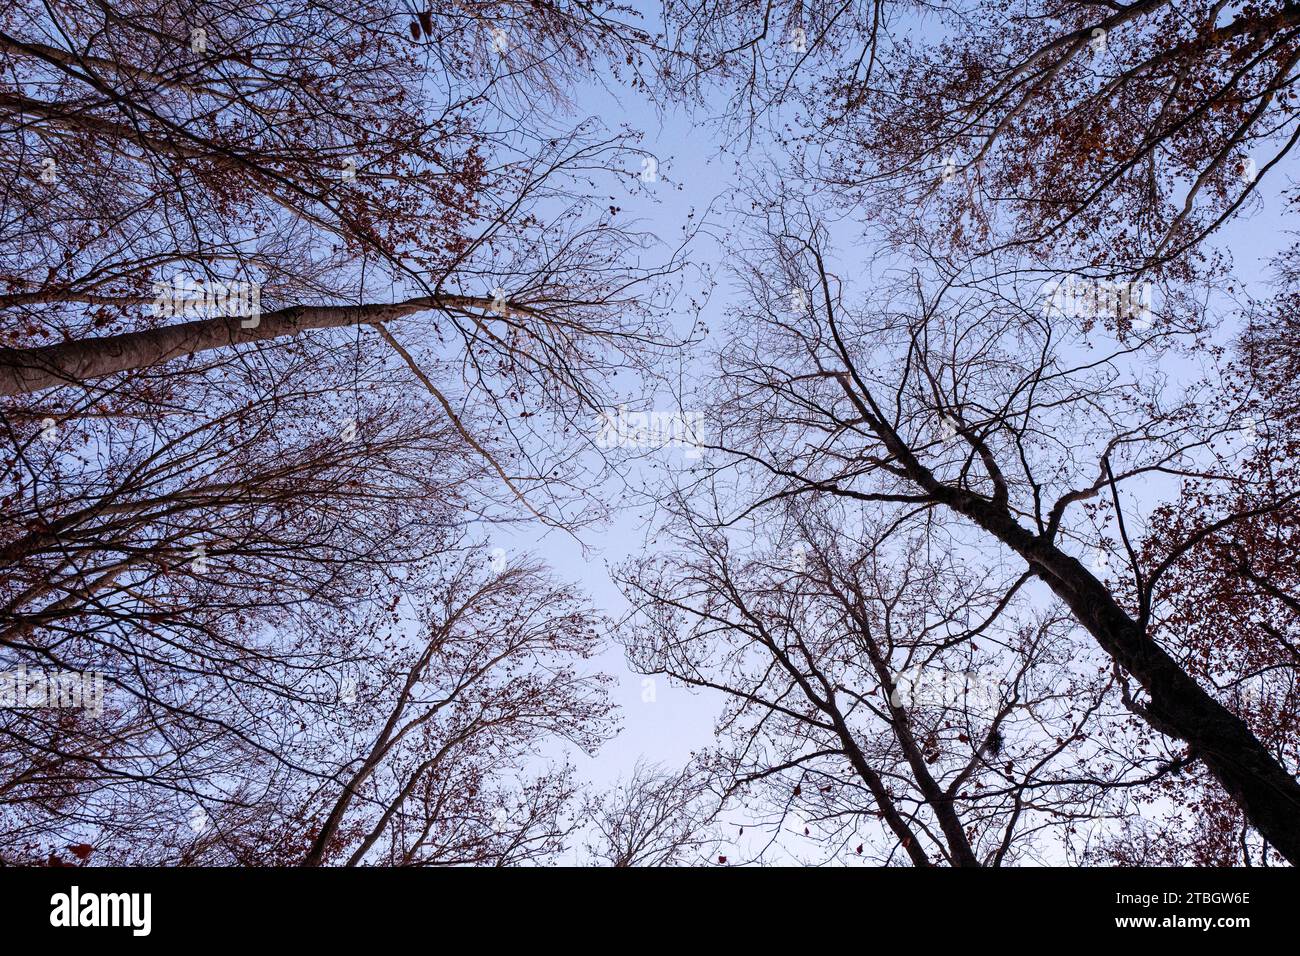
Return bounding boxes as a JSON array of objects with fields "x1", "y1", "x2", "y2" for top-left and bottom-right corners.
[
  {"x1": 838, "y1": 367, "x2": 1300, "y2": 863},
  {"x1": 959, "y1": 494, "x2": 1300, "y2": 864},
  {"x1": 0, "y1": 294, "x2": 494, "y2": 396}
]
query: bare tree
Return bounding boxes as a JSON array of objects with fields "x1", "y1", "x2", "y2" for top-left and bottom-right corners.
[
  {"x1": 0, "y1": 1, "x2": 661, "y2": 865},
  {"x1": 616, "y1": 495, "x2": 1156, "y2": 865},
  {"x1": 664, "y1": 1, "x2": 1300, "y2": 276},
  {"x1": 676, "y1": 207, "x2": 1300, "y2": 861},
  {"x1": 2, "y1": 551, "x2": 614, "y2": 866},
  {"x1": 584, "y1": 759, "x2": 722, "y2": 866},
  {"x1": 302, "y1": 556, "x2": 613, "y2": 866}
]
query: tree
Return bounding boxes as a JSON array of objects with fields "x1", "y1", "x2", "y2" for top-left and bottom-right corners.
[
  {"x1": 673, "y1": 206, "x2": 1300, "y2": 861},
  {"x1": 0, "y1": 343, "x2": 480, "y2": 863},
  {"x1": 2, "y1": 551, "x2": 614, "y2": 866},
  {"x1": 584, "y1": 759, "x2": 722, "y2": 867},
  {"x1": 616, "y1": 494, "x2": 1157, "y2": 865},
  {"x1": 666, "y1": 1, "x2": 1300, "y2": 277},
  {"x1": 0, "y1": 0, "x2": 659, "y2": 865},
  {"x1": 651, "y1": 0, "x2": 1300, "y2": 864},
  {"x1": 1, "y1": 0, "x2": 675, "y2": 513},
  {"x1": 1097, "y1": 375, "x2": 1300, "y2": 865},
  {"x1": 302, "y1": 557, "x2": 613, "y2": 867}
]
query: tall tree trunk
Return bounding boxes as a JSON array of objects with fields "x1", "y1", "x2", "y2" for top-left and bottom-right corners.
[
  {"x1": 833, "y1": 367, "x2": 1300, "y2": 863},
  {"x1": 0, "y1": 295, "x2": 494, "y2": 396},
  {"x1": 961, "y1": 493, "x2": 1300, "y2": 864}
]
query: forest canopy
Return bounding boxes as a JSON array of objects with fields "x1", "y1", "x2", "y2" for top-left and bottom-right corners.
[{"x1": 2, "y1": 0, "x2": 1298, "y2": 868}]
